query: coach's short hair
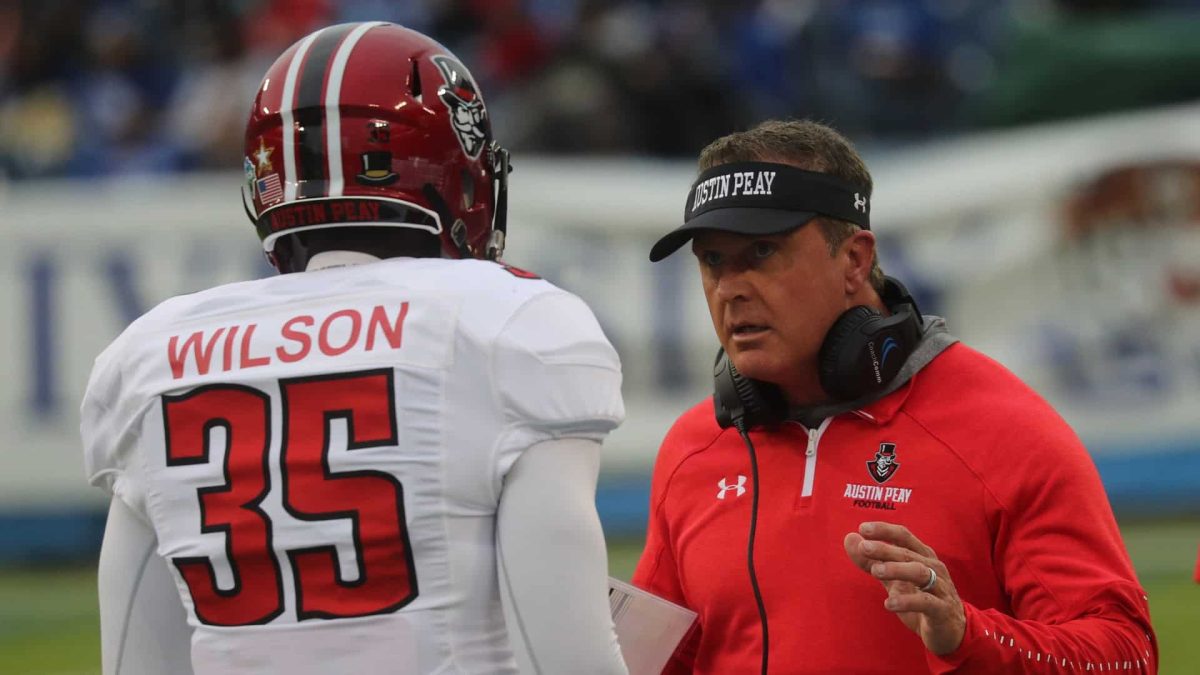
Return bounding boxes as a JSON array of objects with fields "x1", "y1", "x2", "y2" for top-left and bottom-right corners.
[{"x1": 697, "y1": 119, "x2": 884, "y2": 292}]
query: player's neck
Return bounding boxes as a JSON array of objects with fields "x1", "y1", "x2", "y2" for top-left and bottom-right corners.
[{"x1": 306, "y1": 250, "x2": 384, "y2": 271}]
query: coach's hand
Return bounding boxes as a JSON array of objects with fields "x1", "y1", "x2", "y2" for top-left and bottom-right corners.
[{"x1": 844, "y1": 521, "x2": 966, "y2": 656}]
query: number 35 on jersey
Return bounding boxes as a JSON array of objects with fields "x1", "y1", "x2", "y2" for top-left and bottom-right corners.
[{"x1": 161, "y1": 369, "x2": 417, "y2": 626}]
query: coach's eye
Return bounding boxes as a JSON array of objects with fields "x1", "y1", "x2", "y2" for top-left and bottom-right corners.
[
  {"x1": 700, "y1": 250, "x2": 723, "y2": 267},
  {"x1": 751, "y1": 240, "x2": 777, "y2": 260}
]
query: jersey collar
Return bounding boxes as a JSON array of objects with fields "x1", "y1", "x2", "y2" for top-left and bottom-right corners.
[{"x1": 306, "y1": 250, "x2": 384, "y2": 271}]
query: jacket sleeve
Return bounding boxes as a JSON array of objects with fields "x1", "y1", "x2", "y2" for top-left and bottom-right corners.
[
  {"x1": 631, "y1": 431, "x2": 699, "y2": 675},
  {"x1": 927, "y1": 420, "x2": 1157, "y2": 674}
]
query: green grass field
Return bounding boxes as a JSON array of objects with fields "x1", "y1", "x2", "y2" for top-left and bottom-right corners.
[{"x1": 2, "y1": 519, "x2": 1196, "y2": 674}]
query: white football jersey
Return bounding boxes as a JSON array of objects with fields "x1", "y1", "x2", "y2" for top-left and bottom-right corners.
[{"x1": 81, "y1": 257, "x2": 624, "y2": 674}]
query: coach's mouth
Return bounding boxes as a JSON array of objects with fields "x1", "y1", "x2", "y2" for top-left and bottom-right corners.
[{"x1": 729, "y1": 323, "x2": 770, "y2": 339}]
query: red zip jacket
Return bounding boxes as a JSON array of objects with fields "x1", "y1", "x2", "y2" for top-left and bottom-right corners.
[{"x1": 633, "y1": 343, "x2": 1157, "y2": 674}]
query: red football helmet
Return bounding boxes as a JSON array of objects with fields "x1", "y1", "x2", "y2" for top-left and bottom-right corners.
[{"x1": 242, "y1": 22, "x2": 510, "y2": 271}]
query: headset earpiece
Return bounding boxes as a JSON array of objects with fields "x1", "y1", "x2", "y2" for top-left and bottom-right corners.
[
  {"x1": 818, "y1": 305, "x2": 880, "y2": 400},
  {"x1": 712, "y1": 348, "x2": 787, "y2": 429},
  {"x1": 817, "y1": 276, "x2": 923, "y2": 402}
]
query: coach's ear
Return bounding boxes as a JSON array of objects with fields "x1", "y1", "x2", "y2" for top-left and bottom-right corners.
[{"x1": 841, "y1": 228, "x2": 877, "y2": 298}]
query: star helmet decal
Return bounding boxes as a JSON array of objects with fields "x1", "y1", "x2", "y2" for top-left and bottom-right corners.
[{"x1": 253, "y1": 136, "x2": 275, "y2": 177}]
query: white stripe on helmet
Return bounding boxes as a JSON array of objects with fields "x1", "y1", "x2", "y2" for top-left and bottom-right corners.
[
  {"x1": 325, "y1": 22, "x2": 388, "y2": 198},
  {"x1": 280, "y1": 29, "x2": 323, "y2": 202}
]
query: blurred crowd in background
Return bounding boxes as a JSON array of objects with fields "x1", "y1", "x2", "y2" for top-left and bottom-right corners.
[{"x1": 2, "y1": 0, "x2": 1200, "y2": 180}]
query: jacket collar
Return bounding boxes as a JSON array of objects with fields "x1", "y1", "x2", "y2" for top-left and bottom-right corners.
[{"x1": 849, "y1": 373, "x2": 917, "y2": 426}]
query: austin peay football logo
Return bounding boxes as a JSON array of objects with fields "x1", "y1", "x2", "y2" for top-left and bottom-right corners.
[
  {"x1": 867, "y1": 442, "x2": 900, "y2": 484},
  {"x1": 844, "y1": 442, "x2": 911, "y2": 509},
  {"x1": 431, "y1": 54, "x2": 488, "y2": 159}
]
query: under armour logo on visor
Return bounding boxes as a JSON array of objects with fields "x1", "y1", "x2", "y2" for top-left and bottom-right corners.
[
  {"x1": 854, "y1": 192, "x2": 869, "y2": 213},
  {"x1": 717, "y1": 475, "x2": 748, "y2": 499}
]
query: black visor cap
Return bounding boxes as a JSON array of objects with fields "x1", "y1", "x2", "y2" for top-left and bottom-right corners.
[
  {"x1": 649, "y1": 161, "x2": 870, "y2": 262},
  {"x1": 648, "y1": 208, "x2": 820, "y2": 262}
]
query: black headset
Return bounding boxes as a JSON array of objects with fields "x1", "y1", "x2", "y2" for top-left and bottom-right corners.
[
  {"x1": 714, "y1": 275, "x2": 923, "y2": 429},
  {"x1": 710, "y1": 275, "x2": 922, "y2": 675}
]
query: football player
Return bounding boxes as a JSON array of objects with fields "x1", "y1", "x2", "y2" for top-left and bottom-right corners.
[{"x1": 82, "y1": 22, "x2": 627, "y2": 675}]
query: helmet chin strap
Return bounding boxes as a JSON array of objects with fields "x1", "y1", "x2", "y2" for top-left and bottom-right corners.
[
  {"x1": 241, "y1": 183, "x2": 258, "y2": 226},
  {"x1": 421, "y1": 184, "x2": 472, "y2": 258}
]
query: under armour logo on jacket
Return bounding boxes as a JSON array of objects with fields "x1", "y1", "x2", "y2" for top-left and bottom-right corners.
[{"x1": 717, "y1": 475, "x2": 747, "y2": 499}]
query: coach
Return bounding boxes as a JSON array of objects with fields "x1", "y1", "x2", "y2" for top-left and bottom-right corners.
[{"x1": 632, "y1": 119, "x2": 1157, "y2": 673}]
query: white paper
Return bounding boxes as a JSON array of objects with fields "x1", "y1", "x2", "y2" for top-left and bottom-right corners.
[{"x1": 609, "y1": 577, "x2": 698, "y2": 675}]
